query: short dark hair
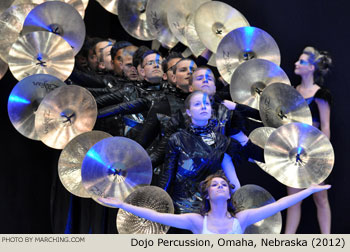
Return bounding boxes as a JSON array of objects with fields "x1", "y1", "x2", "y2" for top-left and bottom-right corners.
[
  {"x1": 172, "y1": 58, "x2": 196, "y2": 74},
  {"x1": 141, "y1": 50, "x2": 162, "y2": 67},
  {"x1": 189, "y1": 66, "x2": 215, "y2": 86},
  {"x1": 110, "y1": 41, "x2": 133, "y2": 60},
  {"x1": 132, "y1": 46, "x2": 151, "y2": 68},
  {"x1": 162, "y1": 52, "x2": 183, "y2": 72}
]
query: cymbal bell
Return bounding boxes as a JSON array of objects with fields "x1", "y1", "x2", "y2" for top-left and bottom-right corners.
[
  {"x1": 217, "y1": 26, "x2": 281, "y2": 84},
  {"x1": 117, "y1": 186, "x2": 174, "y2": 234},
  {"x1": 232, "y1": 184, "x2": 282, "y2": 234},
  {"x1": 34, "y1": 85, "x2": 97, "y2": 149},
  {"x1": 230, "y1": 59, "x2": 290, "y2": 109},
  {"x1": 22, "y1": 1, "x2": 86, "y2": 55},
  {"x1": 167, "y1": 0, "x2": 210, "y2": 47},
  {"x1": 7, "y1": 74, "x2": 66, "y2": 140},
  {"x1": 8, "y1": 31, "x2": 75, "y2": 81},
  {"x1": 0, "y1": 3, "x2": 36, "y2": 63},
  {"x1": 117, "y1": 0, "x2": 155, "y2": 41},
  {"x1": 58, "y1": 131, "x2": 112, "y2": 198},
  {"x1": 96, "y1": 0, "x2": 118, "y2": 15},
  {"x1": 146, "y1": 0, "x2": 178, "y2": 49},
  {"x1": 259, "y1": 83, "x2": 312, "y2": 128},
  {"x1": 81, "y1": 137, "x2": 152, "y2": 202},
  {"x1": 264, "y1": 122, "x2": 334, "y2": 188},
  {"x1": 249, "y1": 127, "x2": 275, "y2": 149},
  {"x1": 194, "y1": 1, "x2": 249, "y2": 53}
]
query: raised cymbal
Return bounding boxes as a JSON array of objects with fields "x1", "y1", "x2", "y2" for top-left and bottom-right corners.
[
  {"x1": 167, "y1": 0, "x2": 210, "y2": 47},
  {"x1": 58, "y1": 131, "x2": 112, "y2": 198},
  {"x1": 117, "y1": 186, "x2": 174, "y2": 234},
  {"x1": 232, "y1": 184, "x2": 282, "y2": 234},
  {"x1": 194, "y1": 1, "x2": 249, "y2": 53},
  {"x1": 117, "y1": 0, "x2": 154, "y2": 41},
  {"x1": 7, "y1": 74, "x2": 66, "y2": 140},
  {"x1": 22, "y1": 1, "x2": 86, "y2": 55},
  {"x1": 259, "y1": 83, "x2": 312, "y2": 128},
  {"x1": 146, "y1": 0, "x2": 178, "y2": 49},
  {"x1": 0, "y1": 1, "x2": 15, "y2": 15},
  {"x1": 217, "y1": 26, "x2": 281, "y2": 84},
  {"x1": 0, "y1": 58, "x2": 8, "y2": 80},
  {"x1": 81, "y1": 137, "x2": 152, "y2": 202},
  {"x1": 96, "y1": 0, "x2": 118, "y2": 15},
  {"x1": 248, "y1": 127, "x2": 275, "y2": 149},
  {"x1": 0, "y1": 3, "x2": 36, "y2": 63},
  {"x1": 34, "y1": 85, "x2": 97, "y2": 149},
  {"x1": 8, "y1": 31, "x2": 75, "y2": 81},
  {"x1": 264, "y1": 122, "x2": 334, "y2": 188},
  {"x1": 230, "y1": 59, "x2": 290, "y2": 109}
]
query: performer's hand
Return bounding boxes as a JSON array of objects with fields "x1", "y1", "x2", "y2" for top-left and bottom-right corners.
[
  {"x1": 98, "y1": 197, "x2": 123, "y2": 208},
  {"x1": 222, "y1": 100, "x2": 237, "y2": 110}
]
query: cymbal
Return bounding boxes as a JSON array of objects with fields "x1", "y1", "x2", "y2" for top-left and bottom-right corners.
[
  {"x1": 217, "y1": 26, "x2": 281, "y2": 84},
  {"x1": 34, "y1": 85, "x2": 97, "y2": 149},
  {"x1": 264, "y1": 122, "x2": 334, "y2": 188},
  {"x1": 81, "y1": 137, "x2": 152, "y2": 202},
  {"x1": 230, "y1": 59, "x2": 291, "y2": 109},
  {"x1": 58, "y1": 131, "x2": 112, "y2": 198},
  {"x1": 167, "y1": 0, "x2": 210, "y2": 47},
  {"x1": 194, "y1": 1, "x2": 249, "y2": 53},
  {"x1": 232, "y1": 184, "x2": 282, "y2": 234},
  {"x1": 22, "y1": 1, "x2": 86, "y2": 55},
  {"x1": 249, "y1": 127, "x2": 275, "y2": 149},
  {"x1": 146, "y1": 0, "x2": 178, "y2": 49},
  {"x1": 0, "y1": 58, "x2": 8, "y2": 80},
  {"x1": 259, "y1": 83, "x2": 312, "y2": 128},
  {"x1": 8, "y1": 31, "x2": 75, "y2": 81},
  {"x1": 7, "y1": 74, "x2": 66, "y2": 140},
  {"x1": 117, "y1": 186, "x2": 174, "y2": 234},
  {"x1": 0, "y1": 3, "x2": 36, "y2": 63},
  {"x1": 0, "y1": 0, "x2": 14, "y2": 15},
  {"x1": 96, "y1": 0, "x2": 118, "y2": 15},
  {"x1": 117, "y1": 0, "x2": 155, "y2": 41}
]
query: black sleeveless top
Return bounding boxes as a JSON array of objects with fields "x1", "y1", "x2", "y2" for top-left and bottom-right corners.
[{"x1": 304, "y1": 88, "x2": 332, "y2": 126}]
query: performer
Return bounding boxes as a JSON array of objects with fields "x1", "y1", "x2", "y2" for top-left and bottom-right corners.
[
  {"x1": 99, "y1": 171, "x2": 331, "y2": 234},
  {"x1": 285, "y1": 46, "x2": 333, "y2": 234}
]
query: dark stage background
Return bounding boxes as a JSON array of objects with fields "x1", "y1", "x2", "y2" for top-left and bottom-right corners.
[{"x1": 0, "y1": 0, "x2": 349, "y2": 233}]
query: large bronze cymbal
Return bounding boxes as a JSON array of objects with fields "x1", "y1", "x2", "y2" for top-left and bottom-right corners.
[
  {"x1": 249, "y1": 127, "x2": 275, "y2": 149},
  {"x1": 7, "y1": 74, "x2": 66, "y2": 140},
  {"x1": 117, "y1": 186, "x2": 174, "y2": 234},
  {"x1": 0, "y1": 3, "x2": 36, "y2": 63},
  {"x1": 81, "y1": 137, "x2": 152, "y2": 202},
  {"x1": 22, "y1": 1, "x2": 86, "y2": 55},
  {"x1": 146, "y1": 0, "x2": 178, "y2": 49},
  {"x1": 8, "y1": 31, "x2": 75, "y2": 81},
  {"x1": 34, "y1": 85, "x2": 97, "y2": 149},
  {"x1": 96, "y1": 0, "x2": 118, "y2": 15},
  {"x1": 259, "y1": 83, "x2": 312, "y2": 128},
  {"x1": 264, "y1": 122, "x2": 334, "y2": 188},
  {"x1": 58, "y1": 131, "x2": 112, "y2": 198},
  {"x1": 117, "y1": 0, "x2": 154, "y2": 41},
  {"x1": 0, "y1": 58, "x2": 8, "y2": 80},
  {"x1": 217, "y1": 26, "x2": 281, "y2": 84},
  {"x1": 233, "y1": 184, "x2": 282, "y2": 234},
  {"x1": 194, "y1": 1, "x2": 249, "y2": 53},
  {"x1": 0, "y1": 0, "x2": 15, "y2": 15},
  {"x1": 230, "y1": 59, "x2": 290, "y2": 109},
  {"x1": 167, "y1": 0, "x2": 210, "y2": 47}
]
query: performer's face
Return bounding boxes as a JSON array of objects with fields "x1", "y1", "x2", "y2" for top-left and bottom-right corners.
[
  {"x1": 141, "y1": 53, "x2": 164, "y2": 83},
  {"x1": 122, "y1": 55, "x2": 138, "y2": 81},
  {"x1": 186, "y1": 93, "x2": 212, "y2": 125},
  {"x1": 172, "y1": 60, "x2": 197, "y2": 92},
  {"x1": 164, "y1": 58, "x2": 181, "y2": 86},
  {"x1": 95, "y1": 41, "x2": 113, "y2": 71},
  {"x1": 190, "y1": 68, "x2": 216, "y2": 96},
  {"x1": 294, "y1": 53, "x2": 314, "y2": 76},
  {"x1": 207, "y1": 177, "x2": 231, "y2": 201}
]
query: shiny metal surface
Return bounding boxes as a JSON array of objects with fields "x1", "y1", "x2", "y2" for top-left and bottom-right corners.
[
  {"x1": 194, "y1": 1, "x2": 249, "y2": 53},
  {"x1": 58, "y1": 131, "x2": 112, "y2": 198},
  {"x1": 96, "y1": 0, "x2": 118, "y2": 15},
  {"x1": 249, "y1": 127, "x2": 275, "y2": 149},
  {"x1": 264, "y1": 122, "x2": 334, "y2": 188},
  {"x1": 22, "y1": 1, "x2": 86, "y2": 55},
  {"x1": 259, "y1": 83, "x2": 312, "y2": 128},
  {"x1": 7, "y1": 74, "x2": 65, "y2": 140},
  {"x1": 230, "y1": 59, "x2": 290, "y2": 109},
  {"x1": 117, "y1": 0, "x2": 154, "y2": 41},
  {"x1": 233, "y1": 184, "x2": 282, "y2": 234},
  {"x1": 81, "y1": 137, "x2": 152, "y2": 202},
  {"x1": 8, "y1": 31, "x2": 74, "y2": 81},
  {"x1": 117, "y1": 186, "x2": 174, "y2": 234},
  {"x1": 167, "y1": 0, "x2": 210, "y2": 46},
  {"x1": 0, "y1": 3, "x2": 36, "y2": 63},
  {"x1": 146, "y1": 0, "x2": 178, "y2": 49},
  {"x1": 34, "y1": 85, "x2": 97, "y2": 149},
  {"x1": 0, "y1": 0, "x2": 15, "y2": 15},
  {"x1": 217, "y1": 26, "x2": 280, "y2": 84},
  {"x1": 0, "y1": 58, "x2": 8, "y2": 80}
]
